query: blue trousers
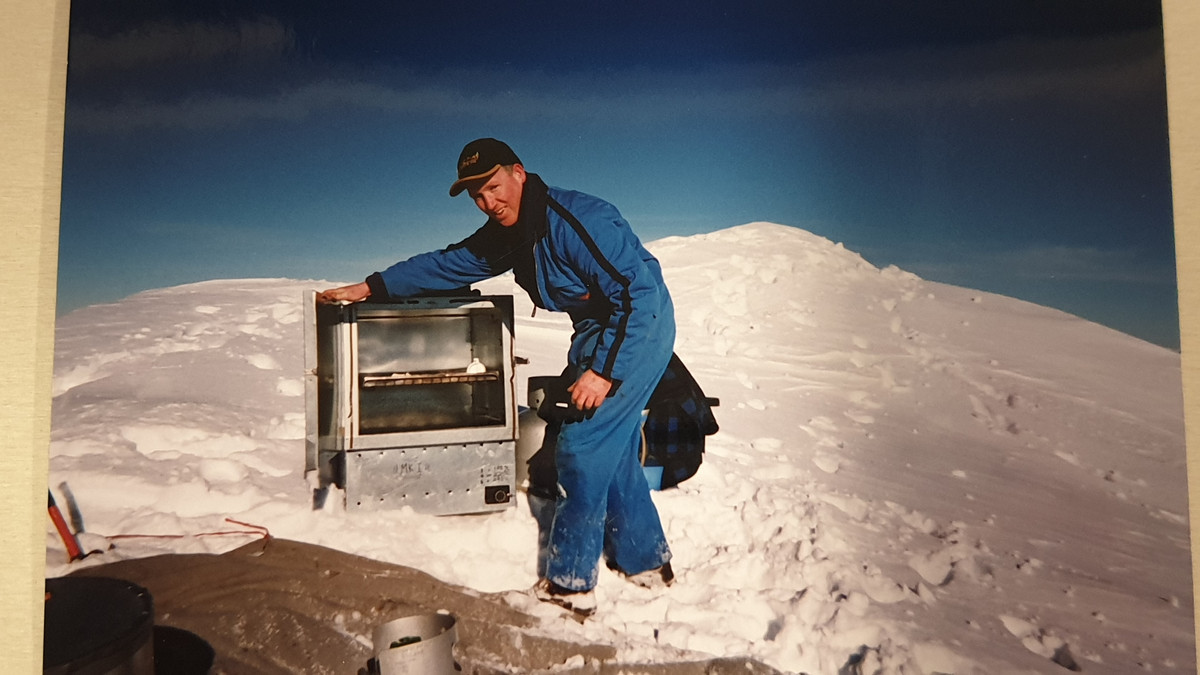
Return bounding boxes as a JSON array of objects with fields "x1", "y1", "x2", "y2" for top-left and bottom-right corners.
[{"x1": 544, "y1": 303, "x2": 675, "y2": 591}]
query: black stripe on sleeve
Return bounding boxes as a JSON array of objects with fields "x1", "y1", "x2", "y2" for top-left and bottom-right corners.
[{"x1": 547, "y1": 198, "x2": 633, "y2": 378}]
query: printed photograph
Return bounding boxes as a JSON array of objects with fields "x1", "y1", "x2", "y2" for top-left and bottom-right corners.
[{"x1": 44, "y1": 2, "x2": 1190, "y2": 673}]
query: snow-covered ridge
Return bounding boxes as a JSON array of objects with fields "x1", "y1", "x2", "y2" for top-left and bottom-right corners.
[{"x1": 47, "y1": 223, "x2": 1191, "y2": 674}]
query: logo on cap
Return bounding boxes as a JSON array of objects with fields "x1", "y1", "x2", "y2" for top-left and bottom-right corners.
[{"x1": 450, "y1": 138, "x2": 521, "y2": 196}]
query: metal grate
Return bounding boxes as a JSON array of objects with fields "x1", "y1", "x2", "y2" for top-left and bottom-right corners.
[{"x1": 361, "y1": 371, "x2": 501, "y2": 388}]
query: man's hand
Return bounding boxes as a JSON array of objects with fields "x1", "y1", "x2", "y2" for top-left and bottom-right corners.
[
  {"x1": 567, "y1": 369, "x2": 612, "y2": 411},
  {"x1": 317, "y1": 282, "x2": 370, "y2": 304}
]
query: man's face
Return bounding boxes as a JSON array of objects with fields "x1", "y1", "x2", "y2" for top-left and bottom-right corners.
[{"x1": 466, "y1": 164, "x2": 526, "y2": 226}]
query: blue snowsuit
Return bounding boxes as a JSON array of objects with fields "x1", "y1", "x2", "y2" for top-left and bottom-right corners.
[{"x1": 365, "y1": 173, "x2": 674, "y2": 590}]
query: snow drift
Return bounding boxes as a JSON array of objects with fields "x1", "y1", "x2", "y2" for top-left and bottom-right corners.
[{"x1": 46, "y1": 222, "x2": 1192, "y2": 674}]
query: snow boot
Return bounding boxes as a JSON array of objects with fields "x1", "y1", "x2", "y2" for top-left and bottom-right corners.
[
  {"x1": 532, "y1": 579, "x2": 597, "y2": 618},
  {"x1": 617, "y1": 561, "x2": 675, "y2": 589}
]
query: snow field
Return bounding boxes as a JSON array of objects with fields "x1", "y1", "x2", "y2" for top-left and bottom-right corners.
[{"x1": 46, "y1": 224, "x2": 1191, "y2": 673}]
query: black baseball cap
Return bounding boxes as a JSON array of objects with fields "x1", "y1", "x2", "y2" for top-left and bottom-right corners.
[{"x1": 449, "y1": 138, "x2": 522, "y2": 196}]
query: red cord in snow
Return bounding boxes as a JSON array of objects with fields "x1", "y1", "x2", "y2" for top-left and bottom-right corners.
[{"x1": 104, "y1": 518, "x2": 271, "y2": 543}]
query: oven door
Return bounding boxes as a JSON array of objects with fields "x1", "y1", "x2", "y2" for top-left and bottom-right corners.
[{"x1": 304, "y1": 290, "x2": 355, "y2": 477}]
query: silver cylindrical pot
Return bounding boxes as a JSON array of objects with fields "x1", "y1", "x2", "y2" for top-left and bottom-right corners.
[{"x1": 372, "y1": 612, "x2": 459, "y2": 674}]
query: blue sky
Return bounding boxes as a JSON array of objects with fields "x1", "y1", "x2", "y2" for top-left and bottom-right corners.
[{"x1": 57, "y1": 1, "x2": 1178, "y2": 348}]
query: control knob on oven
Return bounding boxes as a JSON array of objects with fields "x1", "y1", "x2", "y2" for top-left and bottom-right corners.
[{"x1": 484, "y1": 485, "x2": 511, "y2": 504}]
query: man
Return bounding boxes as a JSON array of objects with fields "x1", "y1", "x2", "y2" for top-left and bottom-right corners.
[{"x1": 319, "y1": 138, "x2": 675, "y2": 616}]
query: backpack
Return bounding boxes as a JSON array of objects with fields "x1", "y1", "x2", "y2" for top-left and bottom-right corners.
[{"x1": 640, "y1": 354, "x2": 719, "y2": 489}]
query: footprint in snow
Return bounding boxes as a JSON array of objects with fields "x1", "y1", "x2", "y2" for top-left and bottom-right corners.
[
  {"x1": 999, "y1": 615, "x2": 1083, "y2": 672},
  {"x1": 812, "y1": 455, "x2": 840, "y2": 474}
]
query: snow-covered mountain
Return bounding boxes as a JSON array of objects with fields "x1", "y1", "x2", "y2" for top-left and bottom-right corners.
[{"x1": 46, "y1": 222, "x2": 1192, "y2": 674}]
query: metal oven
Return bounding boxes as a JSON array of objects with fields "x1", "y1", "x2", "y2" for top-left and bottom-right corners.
[{"x1": 304, "y1": 291, "x2": 517, "y2": 515}]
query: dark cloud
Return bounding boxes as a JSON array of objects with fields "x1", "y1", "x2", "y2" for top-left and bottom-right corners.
[
  {"x1": 69, "y1": 17, "x2": 295, "y2": 74},
  {"x1": 64, "y1": 1, "x2": 1163, "y2": 101},
  {"x1": 64, "y1": 26, "x2": 1165, "y2": 137}
]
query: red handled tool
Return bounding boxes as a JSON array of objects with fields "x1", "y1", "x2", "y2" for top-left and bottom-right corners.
[{"x1": 47, "y1": 491, "x2": 84, "y2": 562}]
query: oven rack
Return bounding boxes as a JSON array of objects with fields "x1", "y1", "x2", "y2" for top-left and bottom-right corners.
[{"x1": 360, "y1": 370, "x2": 501, "y2": 388}]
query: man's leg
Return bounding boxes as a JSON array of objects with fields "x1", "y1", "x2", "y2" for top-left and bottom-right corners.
[
  {"x1": 545, "y1": 360, "x2": 670, "y2": 590},
  {"x1": 603, "y1": 425, "x2": 671, "y2": 576},
  {"x1": 544, "y1": 396, "x2": 639, "y2": 591}
]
